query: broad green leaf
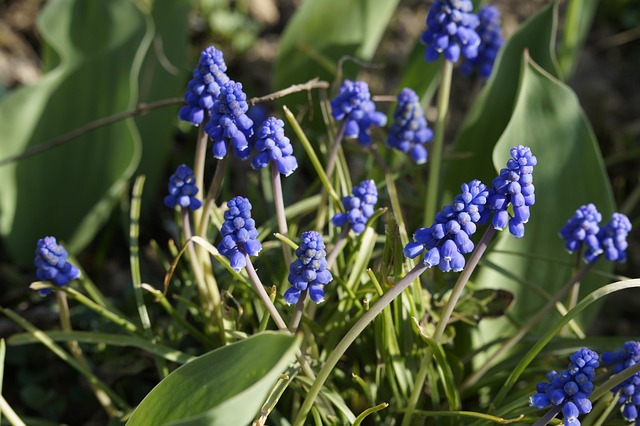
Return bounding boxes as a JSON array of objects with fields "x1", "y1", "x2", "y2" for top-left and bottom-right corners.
[
  {"x1": 126, "y1": 332, "x2": 298, "y2": 426},
  {"x1": 473, "y1": 55, "x2": 614, "y2": 347},
  {"x1": 0, "y1": 0, "x2": 149, "y2": 264},
  {"x1": 557, "y1": 0, "x2": 600, "y2": 79},
  {"x1": 274, "y1": 0, "x2": 400, "y2": 98},
  {"x1": 443, "y1": 2, "x2": 560, "y2": 198}
]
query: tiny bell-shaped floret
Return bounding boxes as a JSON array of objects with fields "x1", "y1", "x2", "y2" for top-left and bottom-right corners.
[
  {"x1": 284, "y1": 231, "x2": 333, "y2": 305},
  {"x1": 386, "y1": 88, "x2": 434, "y2": 164},
  {"x1": 421, "y1": 0, "x2": 481, "y2": 63},
  {"x1": 559, "y1": 204, "x2": 602, "y2": 260},
  {"x1": 179, "y1": 46, "x2": 230, "y2": 125},
  {"x1": 330, "y1": 80, "x2": 387, "y2": 146},
  {"x1": 34, "y1": 236, "x2": 81, "y2": 296},
  {"x1": 460, "y1": 5, "x2": 503, "y2": 79},
  {"x1": 164, "y1": 164, "x2": 202, "y2": 211},
  {"x1": 331, "y1": 179, "x2": 378, "y2": 235},
  {"x1": 602, "y1": 341, "x2": 640, "y2": 422},
  {"x1": 205, "y1": 80, "x2": 254, "y2": 160},
  {"x1": 218, "y1": 196, "x2": 262, "y2": 271},
  {"x1": 250, "y1": 117, "x2": 298, "y2": 176}
]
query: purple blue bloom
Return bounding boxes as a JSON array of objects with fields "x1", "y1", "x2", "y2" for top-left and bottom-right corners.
[
  {"x1": 178, "y1": 46, "x2": 230, "y2": 125},
  {"x1": 218, "y1": 196, "x2": 262, "y2": 271},
  {"x1": 421, "y1": 0, "x2": 481, "y2": 63},
  {"x1": 559, "y1": 204, "x2": 602, "y2": 261},
  {"x1": 530, "y1": 348, "x2": 600, "y2": 426},
  {"x1": 485, "y1": 145, "x2": 537, "y2": 238},
  {"x1": 34, "y1": 236, "x2": 81, "y2": 296},
  {"x1": 164, "y1": 164, "x2": 202, "y2": 211},
  {"x1": 331, "y1": 179, "x2": 378, "y2": 235},
  {"x1": 597, "y1": 213, "x2": 632, "y2": 263},
  {"x1": 386, "y1": 88, "x2": 434, "y2": 164},
  {"x1": 602, "y1": 341, "x2": 640, "y2": 422},
  {"x1": 284, "y1": 231, "x2": 333, "y2": 305},
  {"x1": 250, "y1": 117, "x2": 298, "y2": 176},
  {"x1": 330, "y1": 80, "x2": 387, "y2": 146},
  {"x1": 461, "y1": 5, "x2": 503, "y2": 79},
  {"x1": 404, "y1": 179, "x2": 488, "y2": 272},
  {"x1": 205, "y1": 80, "x2": 254, "y2": 160}
]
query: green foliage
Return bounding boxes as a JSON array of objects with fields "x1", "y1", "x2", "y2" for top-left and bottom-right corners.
[{"x1": 126, "y1": 332, "x2": 298, "y2": 426}]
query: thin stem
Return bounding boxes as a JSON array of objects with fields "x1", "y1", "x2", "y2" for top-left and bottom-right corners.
[
  {"x1": 192, "y1": 117, "x2": 210, "y2": 231},
  {"x1": 197, "y1": 157, "x2": 227, "y2": 238},
  {"x1": 424, "y1": 59, "x2": 454, "y2": 227},
  {"x1": 244, "y1": 256, "x2": 288, "y2": 331},
  {"x1": 532, "y1": 406, "x2": 562, "y2": 426},
  {"x1": 326, "y1": 225, "x2": 350, "y2": 270},
  {"x1": 248, "y1": 78, "x2": 329, "y2": 105},
  {"x1": 0, "y1": 394, "x2": 27, "y2": 426},
  {"x1": 272, "y1": 163, "x2": 292, "y2": 266},
  {"x1": 57, "y1": 292, "x2": 119, "y2": 418},
  {"x1": 402, "y1": 226, "x2": 496, "y2": 426},
  {"x1": 566, "y1": 249, "x2": 583, "y2": 312},
  {"x1": 325, "y1": 120, "x2": 347, "y2": 180},
  {"x1": 288, "y1": 290, "x2": 308, "y2": 333},
  {"x1": 292, "y1": 263, "x2": 428, "y2": 426}
]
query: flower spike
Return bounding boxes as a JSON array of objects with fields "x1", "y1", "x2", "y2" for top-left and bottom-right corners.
[
  {"x1": 461, "y1": 5, "x2": 503, "y2": 79},
  {"x1": 218, "y1": 196, "x2": 262, "y2": 271},
  {"x1": 34, "y1": 236, "x2": 81, "y2": 296},
  {"x1": 164, "y1": 164, "x2": 202, "y2": 211},
  {"x1": 330, "y1": 80, "x2": 387, "y2": 146},
  {"x1": 331, "y1": 179, "x2": 378, "y2": 235},
  {"x1": 386, "y1": 88, "x2": 434, "y2": 164},
  {"x1": 250, "y1": 117, "x2": 298, "y2": 176},
  {"x1": 284, "y1": 231, "x2": 333, "y2": 305}
]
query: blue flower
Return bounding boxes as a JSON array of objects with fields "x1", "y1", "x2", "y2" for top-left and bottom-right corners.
[
  {"x1": 330, "y1": 80, "x2": 387, "y2": 146},
  {"x1": 164, "y1": 164, "x2": 202, "y2": 211},
  {"x1": 250, "y1": 117, "x2": 298, "y2": 176},
  {"x1": 485, "y1": 145, "x2": 537, "y2": 238},
  {"x1": 284, "y1": 231, "x2": 333, "y2": 305},
  {"x1": 205, "y1": 81, "x2": 254, "y2": 160},
  {"x1": 602, "y1": 341, "x2": 640, "y2": 422},
  {"x1": 598, "y1": 213, "x2": 632, "y2": 263},
  {"x1": 421, "y1": 0, "x2": 481, "y2": 63},
  {"x1": 178, "y1": 46, "x2": 230, "y2": 125},
  {"x1": 386, "y1": 88, "x2": 434, "y2": 164},
  {"x1": 530, "y1": 348, "x2": 600, "y2": 426},
  {"x1": 218, "y1": 196, "x2": 262, "y2": 271},
  {"x1": 559, "y1": 204, "x2": 602, "y2": 261},
  {"x1": 34, "y1": 236, "x2": 81, "y2": 296},
  {"x1": 404, "y1": 179, "x2": 488, "y2": 272},
  {"x1": 331, "y1": 179, "x2": 378, "y2": 235},
  {"x1": 461, "y1": 5, "x2": 503, "y2": 79}
]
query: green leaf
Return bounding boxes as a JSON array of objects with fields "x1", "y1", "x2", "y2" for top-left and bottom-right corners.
[
  {"x1": 274, "y1": 0, "x2": 400, "y2": 99},
  {"x1": 557, "y1": 0, "x2": 600, "y2": 79},
  {"x1": 473, "y1": 54, "x2": 614, "y2": 344},
  {"x1": 126, "y1": 332, "x2": 299, "y2": 426},
  {"x1": 0, "y1": 0, "x2": 149, "y2": 264}
]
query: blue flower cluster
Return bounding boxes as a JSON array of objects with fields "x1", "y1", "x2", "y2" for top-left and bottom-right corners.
[
  {"x1": 599, "y1": 213, "x2": 632, "y2": 263},
  {"x1": 421, "y1": 0, "x2": 480, "y2": 63},
  {"x1": 404, "y1": 180, "x2": 488, "y2": 272},
  {"x1": 386, "y1": 88, "x2": 434, "y2": 164},
  {"x1": 330, "y1": 80, "x2": 387, "y2": 146},
  {"x1": 284, "y1": 231, "x2": 333, "y2": 305},
  {"x1": 530, "y1": 348, "x2": 600, "y2": 426},
  {"x1": 164, "y1": 164, "x2": 202, "y2": 211},
  {"x1": 218, "y1": 196, "x2": 262, "y2": 271},
  {"x1": 461, "y1": 5, "x2": 503, "y2": 79},
  {"x1": 331, "y1": 179, "x2": 378, "y2": 235},
  {"x1": 602, "y1": 341, "x2": 640, "y2": 422},
  {"x1": 559, "y1": 204, "x2": 602, "y2": 260},
  {"x1": 251, "y1": 117, "x2": 298, "y2": 176},
  {"x1": 34, "y1": 236, "x2": 80, "y2": 296},
  {"x1": 486, "y1": 145, "x2": 537, "y2": 238},
  {"x1": 205, "y1": 81, "x2": 254, "y2": 160},
  {"x1": 179, "y1": 46, "x2": 230, "y2": 125}
]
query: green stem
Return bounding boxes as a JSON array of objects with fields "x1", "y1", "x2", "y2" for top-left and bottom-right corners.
[
  {"x1": 532, "y1": 405, "x2": 562, "y2": 426},
  {"x1": 197, "y1": 157, "x2": 226, "y2": 238},
  {"x1": 192, "y1": 117, "x2": 209, "y2": 231},
  {"x1": 244, "y1": 257, "x2": 288, "y2": 331},
  {"x1": 326, "y1": 225, "x2": 350, "y2": 270},
  {"x1": 424, "y1": 60, "x2": 453, "y2": 227},
  {"x1": 0, "y1": 394, "x2": 26, "y2": 426},
  {"x1": 272, "y1": 163, "x2": 292, "y2": 266},
  {"x1": 292, "y1": 263, "x2": 428, "y2": 426},
  {"x1": 402, "y1": 226, "x2": 496, "y2": 426},
  {"x1": 325, "y1": 120, "x2": 346, "y2": 179},
  {"x1": 288, "y1": 289, "x2": 308, "y2": 333}
]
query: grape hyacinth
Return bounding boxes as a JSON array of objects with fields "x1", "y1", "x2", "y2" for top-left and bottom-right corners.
[
  {"x1": 485, "y1": 145, "x2": 537, "y2": 238},
  {"x1": 34, "y1": 236, "x2": 81, "y2": 296},
  {"x1": 284, "y1": 231, "x2": 333, "y2": 305},
  {"x1": 386, "y1": 88, "x2": 434, "y2": 164},
  {"x1": 178, "y1": 46, "x2": 230, "y2": 125},
  {"x1": 331, "y1": 179, "x2": 378, "y2": 235},
  {"x1": 330, "y1": 80, "x2": 387, "y2": 146},
  {"x1": 530, "y1": 348, "x2": 600, "y2": 426},
  {"x1": 559, "y1": 204, "x2": 602, "y2": 261},
  {"x1": 250, "y1": 117, "x2": 298, "y2": 176},
  {"x1": 602, "y1": 341, "x2": 640, "y2": 422},
  {"x1": 205, "y1": 80, "x2": 254, "y2": 160},
  {"x1": 404, "y1": 179, "x2": 488, "y2": 272},
  {"x1": 461, "y1": 5, "x2": 503, "y2": 79},
  {"x1": 164, "y1": 164, "x2": 202, "y2": 211},
  {"x1": 598, "y1": 213, "x2": 632, "y2": 263},
  {"x1": 421, "y1": 0, "x2": 481, "y2": 63},
  {"x1": 218, "y1": 196, "x2": 262, "y2": 271}
]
